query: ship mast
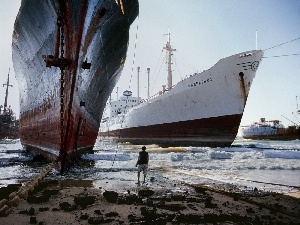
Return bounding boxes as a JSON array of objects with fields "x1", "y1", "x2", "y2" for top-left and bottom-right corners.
[
  {"x1": 3, "y1": 68, "x2": 12, "y2": 113},
  {"x1": 163, "y1": 33, "x2": 176, "y2": 90}
]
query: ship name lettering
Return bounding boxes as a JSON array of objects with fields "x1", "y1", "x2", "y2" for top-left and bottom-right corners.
[{"x1": 188, "y1": 77, "x2": 212, "y2": 88}]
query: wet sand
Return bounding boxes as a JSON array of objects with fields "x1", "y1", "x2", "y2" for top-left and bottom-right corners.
[{"x1": 0, "y1": 176, "x2": 299, "y2": 225}]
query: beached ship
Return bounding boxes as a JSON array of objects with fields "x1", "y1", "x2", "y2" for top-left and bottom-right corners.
[
  {"x1": 241, "y1": 118, "x2": 300, "y2": 140},
  {"x1": 0, "y1": 69, "x2": 19, "y2": 139},
  {"x1": 12, "y1": 0, "x2": 138, "y2": 174},
  {"x1": 99, "y1": 34, "x2": 264, "y2": 147}
]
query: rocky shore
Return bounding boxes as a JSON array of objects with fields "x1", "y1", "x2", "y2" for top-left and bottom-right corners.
[{"x1": 0, "y1": 177, "x2": 299, "y2": 225}]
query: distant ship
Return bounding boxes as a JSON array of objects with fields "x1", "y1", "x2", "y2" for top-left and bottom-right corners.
[
  {"x1": 99, "y1": 34, "x2": 264, "y2": 147},
  {"x1": 241, "y1": 117, "x2": 300, "y2": 140},
  {"x1": 0, "y1": 69, "x2": 19, "y2": 140},
  {"x1": 12, "y1": 0, "x2": 138, "y2": 174}
]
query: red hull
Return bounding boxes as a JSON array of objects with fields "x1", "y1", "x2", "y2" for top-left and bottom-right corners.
[
  {"x1": 99, "y1": 114, "x2": 242, "y2": 147},
  {"x1": 13, "y1": 0, "x2": 139, "y2": 174}
]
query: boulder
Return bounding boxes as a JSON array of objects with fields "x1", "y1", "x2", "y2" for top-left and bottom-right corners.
[
  {"x1": 74, "y1": 196, "x2": 96, "y2": 209},
  {"x1": 103, "y1": 191, "x2": 118, "y2": 203}
]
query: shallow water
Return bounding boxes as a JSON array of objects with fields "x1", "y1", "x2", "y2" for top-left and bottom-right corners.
[{"x1": 0, "y1": 138, "x2": 299, "y2": 194}]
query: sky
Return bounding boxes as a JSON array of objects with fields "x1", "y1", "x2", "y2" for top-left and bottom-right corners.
[{"x1": 1, "y1": 0, "x2": 300, "y2": 131}]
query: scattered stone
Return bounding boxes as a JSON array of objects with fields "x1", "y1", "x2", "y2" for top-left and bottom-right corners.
[
  {"x1": 118, "y1": 194, "x2": 142, "y2": 205},
  {"x1": 80, "y1": 214, "x2": 89, "y2": 220},
  {"x1": 145, "y1": 199, "x2": 154, "y2": 206},
  {"x1": 175, "y1": 213, "x2": 204, "y2": 223},
  {"x1": 59, "y1": 202, "x2": 71, "y2": 210},
  {"x1": 27, "y1": 194, "x2": 50, "y2": 203},
  {"x1": 158, "y1": 203, "x2": 186, "y2": 211},
  {"x1": 103, "y1": 191, "x2": 118, "y2": 203},
  {"x1": 205, "y1": 199, "x2": 217, "y2": 208},
  {"x1": 58, "y1": 202, "x2": 77, "y2": 211},
  {"x1": 186, "y1": 197, "x2": 201, "y2": 202},
  {"x1": 246, "y1": 207, "x2": 255, "y2": 214},
  {"x1": 88, "y1": 216, "x2": 105, "y2": 224},
  {"x1": 222, "y1": 201, "x2": 229, "y2": 206},
  {"x1": 171, "y1": 194, "x2": 186, "y2": 201},
  {"x1": 128, "y1": 214, "x2": 144, "y2": 223},
  {"x1": 74, "y1": 195, "x2": 96, "y2": 209},
  {"x1": 29, "y1": 216, "x2": 37, "y2": 224},
  {"x1": 138, "y1": 189, "x2": 154, "y2": 198},
  {"x1": 94, "y1": 209, "x2": 102, "y2": 215},
  {"x1": 38, "y1": 207, "x2": 49, "y2": 212},
  {"x1": 103, "y1": 218, "x2": 116, "y2": 223},
  {"x1": 187, "y1": 203, "x2": 197, "y2": 211},
  {"x1": 28, "y1": 207, "x2": 35, "y2": 215},
  {"x1": 140, "y1": 206, "x2": 157, "y2": 219},
  {"x1": 233, "y1": 195, "x2": 239, "y2": 201},
  {"x1": 18, "y1": 210, "x2": 28, "y2": 214},
  {"x1": 194, "y1": 186, "x2": 207, "y2": 194},
  {"x1": 105, "y1": 211, "x2": 119, "y2": 217}
]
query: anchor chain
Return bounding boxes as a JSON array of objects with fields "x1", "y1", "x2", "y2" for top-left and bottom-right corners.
[
  {"x1": 59, "y1": 9, "x2": 65, "y2": 152},
  {"x1": 41, "y1": 8, "x2": 70, "y2": 175},
  {"x1": 58, "y1": 9, "x2": 68, "y2": 175}
]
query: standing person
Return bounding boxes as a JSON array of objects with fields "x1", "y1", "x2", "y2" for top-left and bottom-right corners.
[{"x1": 135, "y1": 146, "x2": 149, "y2": 185}]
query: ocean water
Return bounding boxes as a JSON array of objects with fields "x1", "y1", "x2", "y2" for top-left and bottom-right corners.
[{"x1": 0, "y1": 138, "x2": 300, "y2": 194}]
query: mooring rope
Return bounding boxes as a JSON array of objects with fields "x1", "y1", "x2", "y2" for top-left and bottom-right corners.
[
  {"x1": 262, "y1": 53, "x2": 300, "y2": 58},
  {"x1": 0, "y1": 162, "x2": 56, "y2": 216},
  {"x1": 127, "y1": 15, "x2": 140, "y2": 92},
  {"x1": 111, "y1": 16, "x2": 140, "y2": 168}
]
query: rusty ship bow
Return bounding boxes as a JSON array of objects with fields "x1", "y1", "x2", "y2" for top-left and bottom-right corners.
[{"x1": 12, "y1": 0, "x2": 138, "y2": 174}]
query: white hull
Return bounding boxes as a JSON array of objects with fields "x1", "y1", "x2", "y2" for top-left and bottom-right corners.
[
  {"x1": 99, "y1": 50, "x2": 263, "y2": 147},
  {"x1": 241, "y1": 118, "x2": 300, "y2": 140}
]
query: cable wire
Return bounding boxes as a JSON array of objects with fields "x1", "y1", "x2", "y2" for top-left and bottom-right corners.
[
  {"x1": 263, "y1": 37, "x2": 300, "y2": 51},
  {"x1": 111, "y1": 15, "x2": 140, "y2": 168}
]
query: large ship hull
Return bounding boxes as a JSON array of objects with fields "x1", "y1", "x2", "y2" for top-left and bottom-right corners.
[
  {"x1": 99, "y1": 50, "x2": 264, "y2": 147},
  {"x1": 12, "y1": 0, "x2": 138, "y2": 171},
  {"x1": 242, "y1": 133, "x2": 300, "y2": 141},
  {"x1": 242, "y1": 124, "x2": 300, "y2": 141}
]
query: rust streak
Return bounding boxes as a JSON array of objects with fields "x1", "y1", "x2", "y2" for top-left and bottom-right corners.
[
  {"x1": 63, "y1": 1, "x2": 89, "y2": 151},
  {"x1": 239, "y1": 72, "x2": 247, "y2": 105}
]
